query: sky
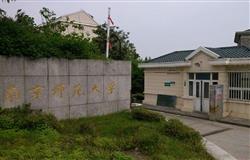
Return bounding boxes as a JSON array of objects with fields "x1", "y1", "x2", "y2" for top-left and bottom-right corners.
[{"x1": 1, "y1": 0, "x2": 250, "y2": 58}]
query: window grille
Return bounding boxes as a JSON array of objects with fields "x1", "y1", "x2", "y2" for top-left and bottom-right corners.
[{"x1": 228, "y1": 72, "x2": 250, "y2": 101}]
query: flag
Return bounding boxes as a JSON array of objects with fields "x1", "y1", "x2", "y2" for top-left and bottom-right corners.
[
  {"x1": 108, "y1": 15, "x2": 114, "y2": 25},
  {"x1": 109, "y1": 42, "x2": 112, "y2": 49}
]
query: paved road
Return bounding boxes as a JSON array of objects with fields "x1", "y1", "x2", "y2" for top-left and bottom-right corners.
[{"x1": 160, "y1": 112, "x2": 250, "y2": 160}]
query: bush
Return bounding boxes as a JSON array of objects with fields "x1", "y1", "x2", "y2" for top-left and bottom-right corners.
[
  {"x1": 0, "y1": 115, "x2": 15, "y2": 129},
  {"x1": 131, "y1": 93, "x2": 144, "y2": 103},
  {"x1": 0, "y1": 104, "x2": 61, "y2": 130},
  {"x1": 131, "y1": 108, "x2": 164, "y2": 122},
  {"x1": 164, "y1": 119, "x2": 202, "y2": 145},
  {"x1": 134, "y1": 127, "x2": 161, "y2": 154},
  {"x1": 93, "y1": 137, "x2": 119, "y2": 150},
  {"x1": 116, "y1": 137, "x2": 136, "y2": 150},
  {"x1": 22, "y1": 113, "x2": 61, "y2": 130},
  {"x1": 0, "y1": 129, "x2": 29, "y2": 143},
  {"x1": 33, "y1": 128, "x2": 60, "y2": 143},
  {"x1": 79, "y1": 122, "x2": 97, "y2": 136},
  {"x1": 0, "y1": 104, "x2": 31, "y2": 115}
]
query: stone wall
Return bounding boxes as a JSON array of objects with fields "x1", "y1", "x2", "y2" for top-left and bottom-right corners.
[{"x1": 0, "y1": 56, "x2": 131, "y2": 119}]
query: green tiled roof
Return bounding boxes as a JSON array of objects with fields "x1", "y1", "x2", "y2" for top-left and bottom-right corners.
[
  {"x1": 207, "y1": 46, "x2": 250, "y2": 58},
  {"x1": 149, "y1": 46, "x2": 250, "y2": 63},
  {"x1": 149, "y1": 50, "x2": 193, "y2": 63}
]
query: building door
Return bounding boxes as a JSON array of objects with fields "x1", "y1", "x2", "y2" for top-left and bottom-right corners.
[
  {"x1": 189, "y1": 72, "x2": 218, "y2": 113},
  {"x1": 194, "y1": 80, "x2": 210, "y2": 113}
]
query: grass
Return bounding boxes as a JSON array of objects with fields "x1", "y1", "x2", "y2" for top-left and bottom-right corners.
[{"x1": 0, "y1": 105, "x2": 214, "y2": 160}]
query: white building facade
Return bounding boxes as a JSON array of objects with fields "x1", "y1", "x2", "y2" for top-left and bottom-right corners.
[{"x1": 140, "y1": 30, "x2": 250, "y2": 120}]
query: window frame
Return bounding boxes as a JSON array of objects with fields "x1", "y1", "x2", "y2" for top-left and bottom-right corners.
[{"x1": 188, "y1": 72, "x2": 219, "y2": 98}]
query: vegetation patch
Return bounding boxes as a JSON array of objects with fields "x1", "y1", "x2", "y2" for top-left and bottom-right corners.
[
  {"x1": 0, "y1": 8, "x2": 103, "y2": 59},
  {"x1": 164, "y1": 119, "x2": 202, "y2": 147},
  {"x1": 131, "y1": 107, "x2": 165, "y2": 122},
  {"x1": 0, "y1": 105, "x2": 214, "y2": 159}
]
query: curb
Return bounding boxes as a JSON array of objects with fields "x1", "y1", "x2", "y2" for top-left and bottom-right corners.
[
  {"x1": 203, "y1": 138, "x2": 237, "y2": 160},
  {"x1": 142, "y1": 105, "x2": 250, "y2": 128},
  {"x1": 142, "y1": 105, "x2": 209, "y2": 120},
  {"x1": 218, "y1": 119, "x2": 250, "y2": 128}
]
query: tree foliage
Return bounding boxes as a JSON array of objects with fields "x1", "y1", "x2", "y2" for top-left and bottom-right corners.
[
  {"x1": 93, "y1": 24, "x2": 144, "y2": 97},
  {"x1": 2, "y1": 0, "x2": 15, "y2": 3},
  {"x1": 0, "y1": 8, "x2": 103, "y2": 59}
]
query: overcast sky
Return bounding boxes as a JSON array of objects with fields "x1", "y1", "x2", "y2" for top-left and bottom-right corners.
[{"x1": 1, "y1": 0, "x2": 249, "y2": 58}]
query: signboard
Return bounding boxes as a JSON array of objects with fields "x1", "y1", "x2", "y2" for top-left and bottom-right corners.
[{"x1": 164, "y1": 80, "x2": 175, "y2": 87}]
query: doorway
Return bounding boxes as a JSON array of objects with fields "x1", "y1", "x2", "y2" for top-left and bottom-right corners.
[
  {"x1": 194, "y1": 80, "x2": 210, "y2": 113},
  {"x1": 188, "y1": 72, "x2": 218, "y2": 113}
]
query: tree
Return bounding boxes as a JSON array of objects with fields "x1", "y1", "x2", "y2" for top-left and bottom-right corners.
[
  {"x1": 2, "y1": 0, "x2": 15, "y2": 3},
  {"x1": 0, "y1": 8, "x2": 6, "y2": 17},
  {"x1": 93, "y1": 24, "x2": 144, "y2": 101},
  {"x1": 15, "y1": 9, "x2": 35, "y2": 26},
  {"x1": 93, "y1": 24, "x2": 139, "y2": 60},
  {"x1": 0, "y1": 8, "x2": 102, "y2": 59}
]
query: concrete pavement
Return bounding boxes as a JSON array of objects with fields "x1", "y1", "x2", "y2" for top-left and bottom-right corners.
[{"x1": 160, "y1": 112, "x2": 250, "y2": 160}]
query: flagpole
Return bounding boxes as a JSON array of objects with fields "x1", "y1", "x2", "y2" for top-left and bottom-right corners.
[{"x1": 106, "y1": 7, "x2": 111, "y2": 58}]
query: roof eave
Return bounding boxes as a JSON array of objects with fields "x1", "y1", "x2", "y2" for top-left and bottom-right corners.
[
  {"x1": 210, "y1": 58, "x2": 250, "y2": 66},
  {"x1": 139, "y1": 61, "x2": 191, "y2": 68},
  {"x1": 57, "y1": 20, "x2": 98, "y2": 27}
]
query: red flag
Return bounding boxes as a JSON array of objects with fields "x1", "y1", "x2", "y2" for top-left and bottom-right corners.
[
  {"x1": 108, "y1": 15, "x2": 114, "y2": 25},
  {"x1": 109, "y1": 42, "x2": 112, "y2": 49}
]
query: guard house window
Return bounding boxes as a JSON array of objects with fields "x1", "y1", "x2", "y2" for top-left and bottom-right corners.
[
  {"x1": 189, "y1": 81, "x2": 193, "y2": 96},
  {"x1": 196, "y1": 73, "x2": 210, "y2": 80},
  {"x1": 229, "y1": 72, "x2": 250, "y2": 101},
  {"x1": 188, "y1": 73, "x2": 194, "y2": 96}
]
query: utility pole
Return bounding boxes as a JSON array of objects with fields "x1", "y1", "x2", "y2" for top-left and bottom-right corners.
[{"x1": 105, "y1": 7, "x2": 111, "y2": 58}]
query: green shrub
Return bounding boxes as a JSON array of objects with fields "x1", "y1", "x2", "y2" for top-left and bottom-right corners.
[
  {"x1": 0, "y1": 104, "x2": 61, "y2": 130},
  {"x1": 134, "y1": 127, "x2": 161, "y2": 154},
  {"x1": 32, "y1": 128, "x2": 60, "y2": 143},
  {"x1": 0, "y1": 104, "x2": 31, "y2": 115},
  {"x1": 131, "y1": 108, "x2": 164, "y2": 122},
  {"x1": 164, "y1": 119, "x2": 201, "y2": 145},
  {"x1": 22, "y1": 113, "x2": 61, "y2": 130},
  {"x1": 0, "y1": 115, "x2": 15, "y2": 129},
  {"x1": 93, "y1": 137, "x2": 119, "y2": 151},
  {"x1": 131, "y1": 93, "x2": 144, "y2": 103},
  {"x1": 112, "y1": 151, "x2": 134, "y2": 160},
  {"x1": 116, "y1": 137, "x2": 136, "y2": 151},
  {"x1": 0, "y1": 104, "x2": 31, "y2": 129},
  {"x1": 0, "y1": 129, "x2": 29, "y2": 143},
  {"x1": 88, "y1": 148, "x2": 110, "y2": 160},
  {"x1": 79, "y1": 122, "x2": 97, "y2": 136}
]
